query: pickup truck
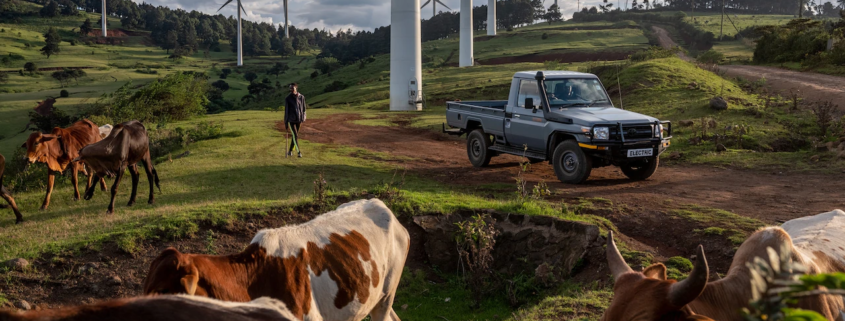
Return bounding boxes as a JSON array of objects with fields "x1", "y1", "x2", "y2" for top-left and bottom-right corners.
[{"x1": 443, "y1": 71, "x2": 672, "y2": 184}]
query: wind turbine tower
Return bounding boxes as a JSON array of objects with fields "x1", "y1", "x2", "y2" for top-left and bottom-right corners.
[
  {"x1": 101, "y1": 0, "x2": 107, "y2": 37},
  {"x1": 284, "y1": 0, "x2": 289, "y2": 38},
  {"x1": 487, "y1": 0, "x2": 496, "y2": 36},
  {"x1": 218, "y1": 0, "x2": 245, "y2": 66},
  {"x1": 390, "y1": 0, "x2": 423, "y2": 111},
  {"x1": 460, "y1": 0, "x2": 473, "y2": 67}
]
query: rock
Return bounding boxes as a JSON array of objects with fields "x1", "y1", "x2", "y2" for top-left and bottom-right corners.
[
  {"x1": 839, "y1": 142, "x2": 845, "y2": 152},
  {"x1": 708, "y1": 119, "x2": 718, "y2": 128},
  {"x1": 14, "y1": 300, "x2": 31, "y2": 311},
  {"x1": 668, "y1": 151, "x2": 683, "y2": 160},
  {"x1": 827, "y1": 141, "x2": 837, "y2": 152},
  {"x1": 817, "y1": 143, "x2": 832, "y2": 152},
  {"x1": 839, "y1": 151, "x2": 845, "y2": 160},
  {"x1": 687, "y1": 81, "x2": 699, "y2": 89},
  {"x1": 716, "y1": 144, "x2": 727, "y2": 152},
  {"x1": 810, "y1": 155, "x2": 820, "y2": 162},
  {"x1": 79, "y1": 262, "x2": 99, "y2": 274},
  {"x1": 678, "y1": 120, "x2": 695, "y2": 127},
  {"x1": 5, "y1": 258, "x2": 29, "y2": 271},
  {"x1": 688, "y1": 137, "x2": 702, "y2": 146},
  {"x1": 710, "y1": 97, "x2": 729, "y2": 111},
  {"x1": 108, "y1": 276, "x2": 122, "y2": 286}
]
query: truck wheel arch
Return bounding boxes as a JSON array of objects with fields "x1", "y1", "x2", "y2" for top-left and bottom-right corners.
[
  {"x1": 466, "y1": 119, "x2": 483, "y2": 133},
  {"x1": 547, "y1": 132, "x2": 578, "y2": 160}
]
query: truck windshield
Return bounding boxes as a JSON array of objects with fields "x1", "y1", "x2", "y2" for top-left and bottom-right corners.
[{"x1": 544, "y1": 78, "x2": 612, "y2": 107}]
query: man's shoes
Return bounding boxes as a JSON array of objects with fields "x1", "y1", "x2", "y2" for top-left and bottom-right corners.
[
  {"x1": 287, "y1": 151, "x2": 293, "y2": 157},
  {"x1": 297, "y1": 152, "x2": 303, "y2": 158}
]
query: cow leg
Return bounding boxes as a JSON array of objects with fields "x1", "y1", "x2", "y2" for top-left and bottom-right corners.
[
  {"x1": 41, "y1": 171, "x2": 55, "y2": 210},
  {"x1": 369, "y1": 295, "x2": 401, "y2": 321},
  {"x1": 71, "y1": 163, "x2": 81, "y2": 201},
  {"x1": 84, "y1": 173, "x2": 99, "y2": 201},
  {"x1": 83, "y1": 165, "x2": 94, "y2": 194},
  {"x1": 141, "y1": 155, "x2": 156, "y2": 205},
  {"x1": 99, "y1": 176, "x2": 107, "y2": 191},
  {"x1": 107, "y1": 170, "x2": 125, "y2": 214},
  {"x1": 1, "y1": 185, "x2": 23, "y2": 224},
  {"x1": 127, "y1": 164, "x2": 139, "y2": 207}
]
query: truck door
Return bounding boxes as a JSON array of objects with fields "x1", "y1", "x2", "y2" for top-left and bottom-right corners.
[{"x1": 505, "y1": 79, "x2": 547, "y2": 151}]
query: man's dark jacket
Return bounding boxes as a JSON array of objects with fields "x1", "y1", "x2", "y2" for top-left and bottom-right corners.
[{"x1": 284, "y1": 93, "x2": 306, "y2": 124}]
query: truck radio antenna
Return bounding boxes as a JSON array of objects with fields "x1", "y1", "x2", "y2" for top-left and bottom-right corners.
[{"x1": 616, "y1": 63, "x2": 624, "y2": 110}]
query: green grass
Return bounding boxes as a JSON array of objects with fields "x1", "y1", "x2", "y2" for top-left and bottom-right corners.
[
  {"x1": 508, "y1": 283, "x2": 611, "y2": 321},
  {"x1": 711, "y1": 39, "x2": 756, "y2": 62},
  {"x1": 683, "y1": 13, "x2": 794, "y2": 38}
]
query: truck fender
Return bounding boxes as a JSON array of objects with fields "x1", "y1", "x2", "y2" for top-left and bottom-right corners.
[
  {"x1": 546, "y1": 132, "x2": 579, "y2": 161},
  {"x1": 465, "y1": 118, "x2": 483, "y2": 132}
]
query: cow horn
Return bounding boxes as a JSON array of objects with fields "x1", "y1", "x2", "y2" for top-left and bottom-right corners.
[
  {"x1": 668, "y1": 245, "x2": 709, "y2": 307},
  {"x1": 607, "y1": 231, "x2": 633, "y2": 281}
]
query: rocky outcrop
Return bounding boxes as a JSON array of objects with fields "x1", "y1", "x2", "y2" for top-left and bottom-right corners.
[{"x1": 413, "y1": 211, "x2": 601, "y2": 279}]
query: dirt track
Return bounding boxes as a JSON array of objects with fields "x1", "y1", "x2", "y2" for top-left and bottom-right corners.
[{"x1": 651, "y1": 26, "x2": 845, "y2": 105}]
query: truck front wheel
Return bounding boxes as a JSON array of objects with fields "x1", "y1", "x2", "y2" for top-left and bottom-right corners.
[
  {"x1": 467, "y1": 129, "x2": 493, "y2": 167},
  {"x1": 621, "y1": 156, "x2": 659, "y2": 181},
  {"x1": 552, "y1": 140, "x2": 592, "y2": 184}
]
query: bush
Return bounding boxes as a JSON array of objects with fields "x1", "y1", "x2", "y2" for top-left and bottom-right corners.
[
  {"x1": 753, "y1": 20, "x2": 829, "y2": 64},
  {"x1": 629, "y1": 46, "x2": 681, "y2": 62},
  {"x1": 323, "y1": 80, "x2": 348, "y2": 93},
  {"x1": 244, "y1": 71, "x2": 258, "y2": 82},
  {"x1": 310, "y1": 70, "x2": 319, "y2": 78},
  {"x1": 0, "y1": 72, "x2": 7, "y2": 84},
  {"x1": 59, "y1": 89, "x2": 69, "y2": 97},
  {"x1": 211, "y1": 80, "x2": 229, "y2": 92},
  {"x1": 148, "y1": 121, "x2": 224, "y2": 160},
  {"x1": 314, "y1": 57, "x2": 341, "y2": 74},
  {"x1": 696, "y1": 49, "x2": 725, "y2": 64},
  {"x1": 541, "y1": 33, "x2": 549, "y2": 40},
  {"x1": 87, "y1": 72, "x2": 209, "y2": 125}
]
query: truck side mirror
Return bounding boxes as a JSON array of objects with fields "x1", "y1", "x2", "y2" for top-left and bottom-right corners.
[{"x1": 524, "y1": 98, "x2": 534, "y2": 109}]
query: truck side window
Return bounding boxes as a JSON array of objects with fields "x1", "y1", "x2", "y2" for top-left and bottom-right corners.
[{"x1": 517, "y1": 80, "x2": 540, "y2": 108}]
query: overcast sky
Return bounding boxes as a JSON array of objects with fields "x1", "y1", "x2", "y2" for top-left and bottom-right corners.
[{"x1": 131, "y1": 0, "x2": 621, "y2": 33}]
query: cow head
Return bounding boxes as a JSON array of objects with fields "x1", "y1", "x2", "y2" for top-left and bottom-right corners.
[
  {"x1": 601, "y1": 231, "x2": 712, "y2": 321},
  {"x1": 144, "y1": 248, "x2": 203, "y2": 297},
  {"x1": 22, "y1": 132, "x2": 59, "y2": 164}
]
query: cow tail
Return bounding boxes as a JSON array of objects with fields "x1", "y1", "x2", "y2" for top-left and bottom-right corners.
[{"x1": 152, "y1": 164, "x2": 161, "y2": 193}]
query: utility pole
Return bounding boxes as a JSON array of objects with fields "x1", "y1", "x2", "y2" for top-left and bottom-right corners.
[
  {"x1": 719, "y1": 0, "x2": 725, "y2": 40},
  {"x1": 798, "y1": 0, "x2": 804, "y2": 17}
]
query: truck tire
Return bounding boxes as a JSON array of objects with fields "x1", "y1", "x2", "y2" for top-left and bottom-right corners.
[
  {"x1": 552, "y1": 140, "x2": 592, "y2": 184},
  {"x1": 621, "y1": 156, "x2": 659, "y2": 181},
  {"x1": 467, "y1": 129, "x2": 493, "y2": 167}
]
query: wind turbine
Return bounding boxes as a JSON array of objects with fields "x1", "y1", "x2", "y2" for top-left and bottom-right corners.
[
  {"x1": 218, "y1": 0, "x2": 247, "y2": 66},
  {"x1": 390, "y1": 0, "x2": 423, "y2": 111},
  {"x1": 101, "y1": 0, "x2": 107, "y2": 37},
  {"x1": 421, "y1": 0, "x2": 451, "y2": 17},
  {"x1": 283, "y1": 0, "x2": 289, "y2": 38},
  {"x1": 459, "y1": 0, "x2": 473, "y2": 67},
  {"x1": 488, "y1": 0, "x2": 496, "y2": 36}
]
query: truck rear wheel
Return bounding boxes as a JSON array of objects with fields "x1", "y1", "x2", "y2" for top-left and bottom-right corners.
[
  {"x1": 467, "y1": 129, "x2": 492, "y2": 167},
  {"x1": 621, "y1": 156, "x2": 659, "y2": 181},
  {"x1": 552, "y1": 140, "x2": 592, "y2": 184}
]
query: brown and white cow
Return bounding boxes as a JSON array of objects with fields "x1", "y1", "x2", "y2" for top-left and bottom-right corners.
[
  {"x1": 0, "y1": 154, "x2": 23, "y2": 224},
  {"x1": 602, "y1": 210, "x2": 845, "y2": 321},
  {"x1": 0, "y1": 295, "x2": 297, "y2": 321},
  {"x1": 74, "y1": 120, "x2": 160, "y2": 214},
  {"x1": 143, "y1": 199, "x2": 410, "y2": 321},
  {"x1": 22, "y1": 119, "x2": 107, "y2": 210}
]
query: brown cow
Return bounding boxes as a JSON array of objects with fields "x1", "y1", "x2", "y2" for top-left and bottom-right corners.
[
  {"x1": 0, "y1": 154, "x2": 24, "y2": 224},
  {"x1": 74, "y1": 120, "x2": 160, "y2": 214},
  {"x1": 602, "y1": 210, "x2": 845, "y2": 321},
  {"x1": 21, "y1": 119, "x2": 106, "y2": 210},
  {"x1": 143, "y1": 199, "x2": 410, "y2": 321},
  {"x1": 0, "y1": 295, "x2": 297, "y2": 321}
]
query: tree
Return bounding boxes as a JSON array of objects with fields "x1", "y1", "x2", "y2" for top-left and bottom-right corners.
[
  {"x1": 545, "y1": 4, "x2": 563, "y2": 24},
  {"x1": 60, "y1": 0, "x2": 77, "y2": 16},
  {"x1": 293, "y1": 35, "x2": 309, "y2": 55},
  {"x1": 211, "y1": 80, "x2": 229, "y2": 91},
  {"x1": 40, "y1": 0, "x2": 60, "y2": 17},
  {"x1": 0, "y1": 72, "x2": 8, "y2": 84},
  {"x1": 80, "y1": 18, "x2": 93, "y2": 35},
  {"x1": 244, "y1": 71, "x2": 258, "y2": 82},
  {"x1": 41, "y1": 27, "x2": 61, "y2": 58},
  {"x1": 277, "y1": 37, "x2": 294, "y2": 57},
  {"x1": 267, "y1": 62, "x2": 289, "y2": 78},
  {"x1": 52, "y1": 70, "x2": 71, "y2": 87},
  {"x1": 24, "y1": 62, "x2": 37, "y2": 75},
  {"x1": 163, "y1": 29, "x2": 178, "y2": 54}
]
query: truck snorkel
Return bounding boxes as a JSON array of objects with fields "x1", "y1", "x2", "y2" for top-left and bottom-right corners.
[{"x1": 535, "y1": 71, "x2": 574, "y2": 124}]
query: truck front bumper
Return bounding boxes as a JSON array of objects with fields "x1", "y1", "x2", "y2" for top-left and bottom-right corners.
[{"x1": 583, "y1": 139, "x2": 671, "y2": 160}]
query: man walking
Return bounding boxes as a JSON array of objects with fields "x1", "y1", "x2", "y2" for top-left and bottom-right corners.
[{"x1": 284, "y1": 83, "x2": 306, "y2": 158}]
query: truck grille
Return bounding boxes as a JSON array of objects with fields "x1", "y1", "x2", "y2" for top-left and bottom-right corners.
[{"x1": 610, "y1": 125, "x2": 653, "y2": 140}]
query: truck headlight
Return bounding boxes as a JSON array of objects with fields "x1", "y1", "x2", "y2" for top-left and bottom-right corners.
[
  {"x1": 593, "y1": 127, "x2": 609, "y2": 140},
  {"x1": 654, "y1": 124, "x2": 664, "y2": 138}
]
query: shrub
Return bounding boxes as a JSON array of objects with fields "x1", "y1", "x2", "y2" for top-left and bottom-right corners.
[
  {"x1": 314, "y1": 57, "x2": 341, "y2": 74},
  {"x1": 541, "y1": 32, "x2": 549, "y2": 40},
  {"x1": 310, "y1": 70, "x2": 319, "y2": 78},
  {"x1": 23, "y1": 62, "x2": 37, "y2": 74},
  {"x1": 753, "y1": 20, "x2": 829, "y2": 64},
  {"x1": 59, "y1": 89, "x2": 69, "y2": 97},
  {"x1": 629, "y1": 46, "x2": 681, "y2": 62},
  {"x1": 696, "y1": 49, "x2": 725, "y2": 64},
  {"x1": 211, "y1": 80, "x2": 229, "y2": 92},
  {"x1": 148, "y1": 121, "x2": 224, "y2": 159},
  {"x1": 244, "y1": 71, "x2": 258, "y2": 82},
  {"x1": 0, "y1": 72, "x2": 7, "y2": 84},
  {"x1": 88, "y1": 72, "x2": 209, "y2": 125},
  {"x1": 323, "y1": 80, "x2": 348, "y2": 93}
]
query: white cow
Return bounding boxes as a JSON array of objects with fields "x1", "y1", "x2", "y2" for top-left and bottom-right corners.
[
  {"x1": 144, "y1": 199, "x2": 410, "y2": 321},
  {"x1": 98, "y1": 124, "x2": 113, "y2": 139}
]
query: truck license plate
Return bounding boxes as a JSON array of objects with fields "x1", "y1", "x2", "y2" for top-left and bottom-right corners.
[{"x1": 627, "y1": 148, "x2": 653, "y2": 158}]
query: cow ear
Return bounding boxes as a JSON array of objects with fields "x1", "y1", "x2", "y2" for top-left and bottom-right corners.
[
  {"x1": 41, "y1": 135, "x2": 56, "y2": 142},
  {"x1": 643, "y1": 263, "x2": 667, "y2": 280},
  {"x1": 21, "y1": 142, "x2": 26, "y2": 148},
  {"x1": 180, "y1": 265, "x2": 200, "y2": 296}
]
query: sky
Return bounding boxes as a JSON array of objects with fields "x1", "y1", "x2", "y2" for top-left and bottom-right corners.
[{"x1": 131, "y1": 0, "x2": 621, "y2": 33}]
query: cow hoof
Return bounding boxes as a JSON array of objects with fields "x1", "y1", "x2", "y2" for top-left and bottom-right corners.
[
  {"x1": 39, "y1": 206, "x2": 48, "y2": 211},
  {"x1": 148, "y1": 200, "x2": 155, "y2": 205},
  {"x1": 15, "y1": 219, "x2": 23, "y2": 225},
  {"x1": 106, "y1": 210, "x2": 114, "y2": 215},
  {"x1": 127, "y1": 202, "x2": 135, "y2": 207}
]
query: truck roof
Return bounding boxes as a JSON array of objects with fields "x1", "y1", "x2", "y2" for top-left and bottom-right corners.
[{"x1": 513, "y1": 71, "x2": 598, "y2": 79}]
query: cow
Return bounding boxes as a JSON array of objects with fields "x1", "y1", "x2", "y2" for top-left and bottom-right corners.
[
  {"x1": 98, "y1": 124, "x2": 113, "y2": 139},
  {"x1": 143, "y1": 198, "x2": 410, "y2": 321},
  {"x1": 0, "y1": 295, "x2": 297, "y2": 321},
  {"x1": 74, "y1": 120, "x2": 161, "y2": 214},
  {"x1": 601, "y1": 210, "x2": 845, "y2": 321},
  {"x1": 21, "y1": 119, "x2": 107, "y2": 210},
  {"x1": 0, "y1": 154, "x2": 23, "y2": 224}
]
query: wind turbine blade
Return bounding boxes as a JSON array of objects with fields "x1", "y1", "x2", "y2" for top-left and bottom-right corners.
[
  {"x1": 421, "y1": 0, "x2": 432, "y2": 9},
  {"x1": 217, "y1": 0, "x2": 234, "y2": 12},
  {"x1": 239, "y1": 1, "x2": 246, "y2": 15},
  {"x1": 435, "y1": 0, "x2": 452, "y2": 10}
]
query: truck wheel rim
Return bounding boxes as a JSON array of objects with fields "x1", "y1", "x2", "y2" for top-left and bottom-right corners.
[
  {"x1": 471, "y1": 139, "x2": 482, "y2": 158},
  {"x1": 562, "y1": 151, "x2": 578, "y2": 173}
]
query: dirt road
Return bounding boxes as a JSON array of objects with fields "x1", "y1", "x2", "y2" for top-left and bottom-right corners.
[
  {"x1": 299, "y1": 114, "x2": 845, "y2": 224},
  {"x1": 651, "y1": 26, "x2": 845, "y2": 105}
]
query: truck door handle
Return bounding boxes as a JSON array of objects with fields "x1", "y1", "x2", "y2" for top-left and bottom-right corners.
[{"x1": 514, "y1": 115, "x2": 521, "y2": 118}]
